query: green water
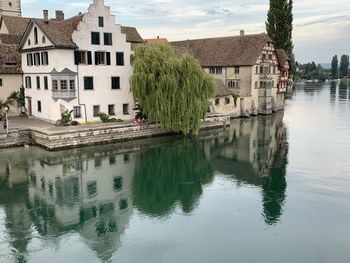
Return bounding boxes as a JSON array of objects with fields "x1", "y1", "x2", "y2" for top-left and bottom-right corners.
[{"x1": 1, "y1": 82, "x2": 350, "y2": 263}]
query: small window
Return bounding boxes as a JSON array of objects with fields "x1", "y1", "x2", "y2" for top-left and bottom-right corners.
[
  {"x1": 25, "y1": 76, "x2": 32, "y2": 89},
  {"x1": 27, "y1": 53, "x2": 33, "y2": 66},
  {"x1": 104, "y1": 33, "x2": 112, "y2": 45},
  {"x1": 234, "y1": 66, "x2": 240, "y2": 74},
  {"x1": 97, "y1": 51, "x2": 105, "y2": 65},
  {"x1": 111, "y1": 77, "x2": 120, "y2": 89},
  {"x1": 52, "y1": 80, "x2": 58, "y2": 90},
  {"x1": 44, "y1": 76, "x2": 48, "y2": 90},
  {"x1": 73, "y1": 106, "x2": 81, "y2": 118},
  {"x1": 116, "y1": 52, "x2": 124, "y2": 66},
  {"x1": 36, "y1": 76, "x2": 40, "y2": 89},
  {"x1": 98, "y1": 16, "x2": 104, "y2": 27},
  {"x1": 113, "y1": 177, "x2": 123, "y2": 191},
  {"x1": 34, "y1": 27, "x2": 38, "y2": 44},
  {"x1": 122, "y1": 104, "x2": 129, "y2": 115},
  {"x1": 27, "y1": 39, "x2": 31, "y2": 46},
  {"x1": 42, "y1": 36, "x2": 46, "y2": 44},
  {"x1": 269, "y1": 54, "x2": 272, "y2": 60},
  {"x1": 41, "y1": 52, "x2": 49, "y2": 66},
  {"x1": 108, "y1": 104, "x2": 115, "y2": 115},
  {"x1": 93, "y1": 105, "x2": 100, "y2": 117},
  {"x1": 124, "y1": 153, "x2": 130, "y2": 163},
  {"x1": 87, "y1": 181, "x2": 97, "y2": 198},
  {"x1": 60, "y1": 80, "x2": 67, "y2": 90},
  {"x1": 225, "y1": 97, "x2": 230, "y2": 104},
  {"x1": 34, "y1": 53, "x2": 41, "y2": 66},
  {"x1": 119, "y1": 199, "x2": 128, "y2": 210},
  {"x1": 9, "y1": 2, "x2": 12, "y2": 7},
  {"x1": 256, "y1": 66, "x2": 259, "y2": 74},
  {"x1": 84, "y1": 77, "x2": 94, "y2": 90},
  {"x1": 0, "y1": 79, "x2": 3, "y2": 87},
  {"x1": 255, "y1": 81, "x2": 258, "y2": 89},
  {"x1": 109, "y1": 156, "x2": 116, "y2": 165},
  {"x1": 215, "y1": 98, "x2": 220, "y2": 106},
  {"x1": 37, "y1": 100, "x2": 42, "y2": 112},
  {"x1": 94, "y1": 158, "x2": 102, "y2": 167},
  {"x1": 91, "y1": 32, "x2": 100, "y2": 45},
  {"x1": 70, "y1": 80, "x2": 75, "y2": 90}
]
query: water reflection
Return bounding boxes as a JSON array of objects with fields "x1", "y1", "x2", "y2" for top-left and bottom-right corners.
[{"x1": 0, "y1": 112, "x2": 289, "y2": 262}]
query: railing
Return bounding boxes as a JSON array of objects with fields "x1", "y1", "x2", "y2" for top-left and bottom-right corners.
[{"x1": 52, "y1": 89, "x2": 77, "y2": 99}]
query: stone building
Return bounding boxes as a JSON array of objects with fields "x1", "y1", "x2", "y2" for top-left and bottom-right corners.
[
  {"x1": 0, "y1": 0, "x2": 21, "y2": 17},
  {"x1": 16, "y1": 0, "x2": 143, "y2": 123},
  {"x1": 172, "y1": 31, "x2": 288, "y2": 116}
]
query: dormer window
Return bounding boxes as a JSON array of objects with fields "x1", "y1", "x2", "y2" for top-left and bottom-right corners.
[
  {"x1": 34, "y1": 27, "x2": 38, "y2": 44},
  {"x1": 42, "y1": 36, "x2": 46, "y2": 44}
]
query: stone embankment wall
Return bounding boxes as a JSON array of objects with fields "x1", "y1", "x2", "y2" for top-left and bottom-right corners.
[{"x1": 0, "y1": 116, "x2": 230, "y2": 151}]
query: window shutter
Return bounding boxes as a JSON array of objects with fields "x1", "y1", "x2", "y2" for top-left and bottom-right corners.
[
  {"x1": 95, "y1": 51, "x2": 99, "y2": 65},
  {"x1": 106, "y1": 52, "x2": 111, "y2": 65},
  {"x1": 74, "y1": 51, "x2": 80, "y2": 65},
  {"x1": 87, "y1": 51, "x2": 92, "y2": 65}
]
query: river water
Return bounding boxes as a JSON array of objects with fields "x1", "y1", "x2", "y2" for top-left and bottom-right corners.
[{"x1": 0, "y1": 82, "x2": 349, "y2": 263}]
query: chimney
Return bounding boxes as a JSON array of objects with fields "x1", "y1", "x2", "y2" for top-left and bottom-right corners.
[
  {"x1": 240, "y1": 29, "x2": 245, "y2": 36},
  {"x1": 55, "y1": 10, "x2": 64, "y2": 21},
  {"x1": 43, "y1": 10, "x2": 49, "y2": 21}
]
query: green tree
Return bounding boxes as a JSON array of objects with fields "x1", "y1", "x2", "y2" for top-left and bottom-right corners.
[
  {"x1": 266, "y1": 0, "x2": 294, "y2": 70},
  {"x1": 131, "y1": 43, "x2": 215, "y2": 135},
  {"x1": 331, "y1": 55, "x2": 338, "y2": 79},
  {"x1": 339, "y1": 55, "x2": 349, "y2": 78}
]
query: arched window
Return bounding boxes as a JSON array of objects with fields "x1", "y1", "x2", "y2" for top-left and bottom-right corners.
[
  {"x1": 27, "y1": 39, "x2": 31, "y2": 46},
  {"x1": 42, "y1": 36, "x2": 46, "y2": 44},
  {"x1": 34, "y1": 27, "x2": 38, "y2": 44}
]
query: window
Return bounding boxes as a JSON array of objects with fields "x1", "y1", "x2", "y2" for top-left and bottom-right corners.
[
  {"x1": 124, "y1": 153, "x2": 130, "y2": 163},
  {"x1": 41, "y1": 52, "x2": 49, "y2": 66},
  {"x1": 42, "y1": 36, "x2": 46, "y2": 44},
  {"x1": 255, "y1": 81, "x2": 258, "y2": 89},
  {"x1": 94, "y1": 51, "x2": 111, "y2": 65},
  {"x1": 104, "y1": 33, "x2": 112, "y2": 45},
  {"x1": 122, "y1": 104, "x2": 129, "y2": 115},
  {"x1": 34, "y1": 27, "x2": 38, "y2": 44},
  {"x1": 73, "y1": 106, "x2": 81, "y2": 118},
  {"x1": 116, "y1": 52, "x2": 124, "y2": 66},
  {"x1": 43, "y1": 76, "x2": 48, "y2": 90},
  {"x1": 256, "y1": 66, "x2": 259, "y2": 74},
  {"x1": 52, "y1": 80, "x2": 58, "y2": 90},
  {"x1": 60, "y1": 80, "x2": 67, "y2": 90},
  {"x1": 0, "y1": 79, "x2": 2, "y2": 86},
  {"x1": 37, "y1": 100, "x2": 42, "y2": 112},
  {"x1": 119, "y1": 199, "x2": 128, "y2": 210},
  {"x1": 109, "y1": 156, "x2": 116, "y2": 165},
  {"x1": 25, "y1": 76, "x2": 31, "y2": 89},
  {"x1": 94, "y1": 158, "x2": 102, "y2": 167},
  {"x1": 27, "y1": 39, "x2": 31, "y2": 46},
  {"x1": 108, "y1": 104, "x2": 115, "y2": 115},
  {"x1": 225, "y1": 97, "x2": 230, "y2": 104},
  {"x1": 36, "y1": 76, "x2": 40, "y2": 89},
  {"x1": 27, "y1": 54, "x2": 33, "y2": 66},
  {"x1": 93, "y1": 105, "x2": 100, "y2": 117},
  {"x1": 111, "y1": 77, "x2": 120, "y2": 89},
  {"x1": 70, "y1": 80, "x2": 75, "y2": 90},
  {"x1": 215, "y1": 98, "x2": 220, "y2": 106},
  {"x1": 273, "y1": 66, "x2": 276, "y2": 74},
  {"x1": 234, "y1": 66, "x2": 240, "y2": 74},
  {"x1": 84, "y1": 77, "x2": 94, "y2": 90},
  {"x1": 98, "y1": 16, "x2": 104, "y2": 27},
  {"x1": 209, "y1": 67, "x2": 222, "y2": 74},
  {"x1": 269, "y1": 54, "x2": 272, "y2": 60},
  {"x1": 227, "y1": 80, "x2": 239, "y2": 89},
  {"x1": 87, "y1": 181, "x2": 97, "y2": 198},
  {"x1": 34, "y1": 53, "x2": 41, "y2": 66},
  {"x1": 113, "y1": 177, "x2": 123, "y2": 191},
  {"x1": 91, "y1": 32, "x2": 100, "y2": 45},
  {"x1": 9, "y1": 2, "x2": 12, "y2": 7}
]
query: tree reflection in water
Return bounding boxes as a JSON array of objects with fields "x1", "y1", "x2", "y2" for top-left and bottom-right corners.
[{"x1": 132, "y1": 138, "x2": 214, "y2": 217}]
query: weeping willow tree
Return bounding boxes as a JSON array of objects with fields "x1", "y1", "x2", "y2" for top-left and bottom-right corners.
[{"x1": 131, "y1": 43, "x2": 215, "y2": 135}]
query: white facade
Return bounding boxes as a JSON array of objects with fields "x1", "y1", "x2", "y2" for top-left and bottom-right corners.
[{"x1": 20, "y1": 0, "x2": 135, "y2": 123}]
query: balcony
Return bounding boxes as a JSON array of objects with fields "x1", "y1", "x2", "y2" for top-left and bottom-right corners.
[{"x1": 52, "y1": 89, "x2": 77, "y2": 100}]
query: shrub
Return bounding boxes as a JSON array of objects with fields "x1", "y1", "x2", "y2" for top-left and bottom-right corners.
[{"x1": 61, "y1": 110, "x2": 73, "y2": 126}]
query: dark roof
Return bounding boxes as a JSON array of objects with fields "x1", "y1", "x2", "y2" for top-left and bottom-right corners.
[
  {"x1": 0, "y1": 15, "x2": 30, "y2": 36},
  {"x1": 121, "y1": 26, "x2": 143, "y2": 43},
  {"x1": 215, "y1": 79, "x2": 232, "y2": 97},
  {"x1": 0, "y1": 33, "x2": 21, "y2": 45},
  {"x1": 171, "y1": 33, "x2": 272, "y2": 67},
  {"x1": 276, "y1": 49, "x2": 290, "y2": 69},
  {"x1": 0, "y1": 44, "x2": 22, "y2": 74}
]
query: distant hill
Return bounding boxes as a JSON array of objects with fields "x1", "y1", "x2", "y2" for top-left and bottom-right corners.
[{"x1": 320, "y1": 63, "x2": 331, "y2": 69}]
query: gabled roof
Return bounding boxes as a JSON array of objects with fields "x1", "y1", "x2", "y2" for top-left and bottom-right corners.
[
  {"x1": 121, "y1": 26, "x2": 143, "y2": 43},
  {"x1": 276, "y1": 49, "x2": 291, "y2": 69},
  {"x1": 0, "y1": 15, "x2": 30, "y2": 36},
  {"x1": 0, "y1": 44, "x2": 22, "y2": 74},
  {"x1": 171, "y1": 33, "x2": 272, "y2": 67}
]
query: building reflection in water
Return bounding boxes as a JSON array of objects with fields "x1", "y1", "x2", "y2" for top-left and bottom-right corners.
[
  {"x1": 201, "y1": 111, "x2": 288, "y2": 225},
  {"x1": 0, "y1": 112, "x2": 288, "y2": 262}
]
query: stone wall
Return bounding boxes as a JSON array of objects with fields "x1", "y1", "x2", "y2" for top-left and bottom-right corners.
[{"x1": 0, "y1": 130, "x2": 32, "y2": 149}]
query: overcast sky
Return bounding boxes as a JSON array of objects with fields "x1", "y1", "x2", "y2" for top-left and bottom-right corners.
[{"x1": 22, "y1": 0, "x2": 350, "y2": 63}]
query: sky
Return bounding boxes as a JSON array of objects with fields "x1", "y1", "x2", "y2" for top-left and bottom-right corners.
[{"x1": 21, "y1": 0, "x2": 350, "y2": 64}]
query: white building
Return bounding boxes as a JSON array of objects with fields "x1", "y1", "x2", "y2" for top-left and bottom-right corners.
[{"x1": 17, "y1": 0, "x2": 143, "y2": 123}]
